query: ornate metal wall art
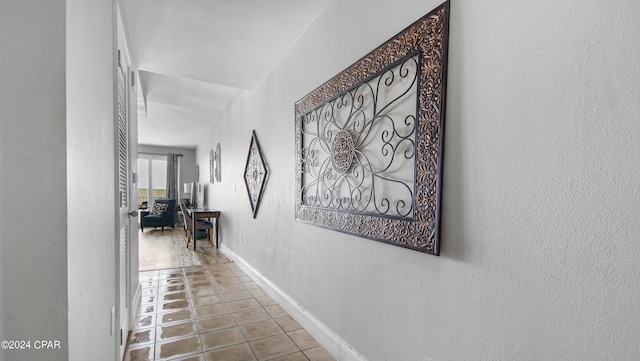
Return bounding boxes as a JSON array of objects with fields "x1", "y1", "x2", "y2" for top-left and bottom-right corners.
[
  {"x1": 244, "y1": 131, "x2": 269, "y2": 218},
  {"x1": 214, "y1": 142, "x2": 221, "y2": 182},
  {"x1": 209, "y1": 148, "x2": 215, "y2": 183},
  {"x1": 210, "y1": 143, "x2": 221, "y2": 183},
  {"x1": 294, "y1": 1, "x2": 450, "y2": 255}
]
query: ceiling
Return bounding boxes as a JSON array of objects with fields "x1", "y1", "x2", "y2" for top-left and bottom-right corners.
[{"x1": 121, "y1": 0, "x2": 332, "y2": 148}]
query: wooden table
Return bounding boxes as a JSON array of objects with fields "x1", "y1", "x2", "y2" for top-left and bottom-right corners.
[{"x1": 188, "y1": 208, "x2": 221, "y2": 249}]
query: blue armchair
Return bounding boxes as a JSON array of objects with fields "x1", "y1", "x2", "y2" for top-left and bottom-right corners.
[{"x1": 140, "y1": 199, "x2": 176, "y2": 232}]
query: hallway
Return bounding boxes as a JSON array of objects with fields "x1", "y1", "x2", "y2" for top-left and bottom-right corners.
[{"x1": 125, "y1": 229, "x2": 334, "y2": 360}]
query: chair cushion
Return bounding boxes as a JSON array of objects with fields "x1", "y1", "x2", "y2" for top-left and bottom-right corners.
[
  {"x1": 150, "y1": 202, "x2": 169, "y2": 215},
  {"x1": 197, "y1": 221, "x2": 214, "y2": 229},
  {"x1": 143, "y1": 215, "x2": 162, "y2": 221}
]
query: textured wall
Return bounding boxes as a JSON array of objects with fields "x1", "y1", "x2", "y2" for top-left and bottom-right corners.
[
  {"x1": 67, "y1": 0, "x2": 118, "y2": 360},
  {"x1": 0, "y1": 1, "x2": 68, "y2": 360},
  {"x1": 198, "y1": 0, "x2": 640, "y2": 360},
  {"x1": 0, "y1": 1, "x2": 69, "y2": 361}
]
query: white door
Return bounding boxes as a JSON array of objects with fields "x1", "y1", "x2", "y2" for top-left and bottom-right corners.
[{"x1": 116, "y1": 49, "x2": 134, "y2": 360}]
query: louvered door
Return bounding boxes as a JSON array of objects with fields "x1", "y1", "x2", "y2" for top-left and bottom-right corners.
[{"x1": 116, "y1": 50, "x2": 131, "y2": 360}]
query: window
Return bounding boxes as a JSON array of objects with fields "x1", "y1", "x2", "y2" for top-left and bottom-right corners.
[
  {"x1": 138, "y1": 159, "x2": 149, "y2": 207},
  {"x1": 137, "y1": 155, "x2": 167, "y2": 208}
]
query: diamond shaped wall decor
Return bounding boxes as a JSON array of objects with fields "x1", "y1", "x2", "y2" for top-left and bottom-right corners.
[{"x1": 243, "y1": 130, "x2": 269, "y2": 218}]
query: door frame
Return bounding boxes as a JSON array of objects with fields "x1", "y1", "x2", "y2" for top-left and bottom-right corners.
[{"x1": 115, "y1": 6, "x2": 140, "y2": 359}]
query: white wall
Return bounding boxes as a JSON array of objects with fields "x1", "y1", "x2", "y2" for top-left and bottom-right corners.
[
  {"x1": 67, "y1": 0, "x2": 118, "y2": 360},
  {"x1": 199, "y1": 0, "x2": 640, "y2": 360},
  {"x1": 0, "y1": 2, "x2": 69, "y2": 360},
  {"x1": 2, "y1": 2, "x2": 141, "y2": 361}
]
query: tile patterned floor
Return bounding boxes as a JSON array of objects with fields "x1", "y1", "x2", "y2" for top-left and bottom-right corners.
[{"x1": 127, "y1": 235, "x2": 335, "y2": 361}]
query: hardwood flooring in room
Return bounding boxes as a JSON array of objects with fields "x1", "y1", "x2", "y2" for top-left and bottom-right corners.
[{"x1": 139, "y1": 228, "x2": 228, "y2": 271}]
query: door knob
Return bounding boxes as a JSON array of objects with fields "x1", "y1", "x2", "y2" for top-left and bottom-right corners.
[{"x1": 128, "y1": 210, "x2": 138, "y2": 218}]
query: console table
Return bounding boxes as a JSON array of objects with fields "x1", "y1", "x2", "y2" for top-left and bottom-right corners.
[{"x1": 188, "y1": 208, "x2": 221, "y2": 249}]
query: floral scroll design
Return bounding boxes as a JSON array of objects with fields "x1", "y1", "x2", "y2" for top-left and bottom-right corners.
[
  {"x1": 244, "y1": 131, "x2": 269, "y2": 218},
  {"x1": 300, "y1": 55, "x2": 419, "y2": 219},
  {"x1": 294, "y1": 1, "x2": 450, "y2": 255}
]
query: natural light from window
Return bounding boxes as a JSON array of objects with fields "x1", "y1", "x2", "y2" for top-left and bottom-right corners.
[{"x1": 137, "y1": 156, "x2": 167, "y2": 208}]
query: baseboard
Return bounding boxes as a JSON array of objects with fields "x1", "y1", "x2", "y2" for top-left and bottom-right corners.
[{"x1": 220, "y1": 244, "x2": 366, "y2": 361}]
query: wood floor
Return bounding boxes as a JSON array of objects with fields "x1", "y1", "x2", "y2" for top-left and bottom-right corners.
[{"x1": 139, "y1": 227, "x2": 228, "y2": 271}]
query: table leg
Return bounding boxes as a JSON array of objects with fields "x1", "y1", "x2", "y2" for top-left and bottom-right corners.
[
  {"x1": 192, "y1": 213, "x2": 197, "y2": 251},
  {"x1": 215, "y1": 216, "x2": 220, "y2": 248}
]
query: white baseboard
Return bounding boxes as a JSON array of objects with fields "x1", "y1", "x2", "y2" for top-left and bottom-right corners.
[{"x1": 220, "y1": 244, "x2": 366, "y2": 361}]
